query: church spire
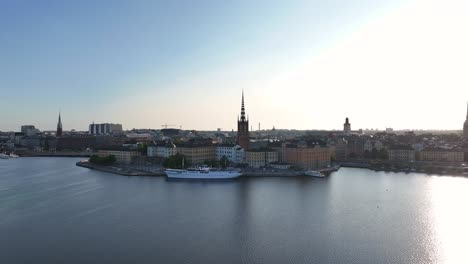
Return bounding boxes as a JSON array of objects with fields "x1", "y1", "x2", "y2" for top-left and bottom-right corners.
[
  {"x1": 58, "y1": 112, "x2": 62, "y2": 128},
  {"x1": 56, "y1": 112, "x2": 63, "y2": 137},
  {"x1": 240, "y1": 90, "x2": 246, "y2": 121}
]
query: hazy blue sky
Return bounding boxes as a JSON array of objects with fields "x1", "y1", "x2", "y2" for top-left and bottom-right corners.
[{"x1": 1, "y1": 0, "x2": 467, "y2": 131}]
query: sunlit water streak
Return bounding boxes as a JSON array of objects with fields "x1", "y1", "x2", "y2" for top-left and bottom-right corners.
[{"x1": 429, "y1": 176, "x2": 468, "y2": 264}]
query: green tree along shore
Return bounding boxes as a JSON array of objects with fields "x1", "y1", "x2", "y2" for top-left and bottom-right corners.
[
  {"x1": 219, "y1": 155, "x2": 229, "y2": 169},
  {"x1": 163, "y1": 153, "x2": 191, "y2": 169},
  {"x1": 89, "y1": 155, "x2": 117, "y2": 165},
  {"x1": 203, "y1": 159, "x2": 219, "y2": 168}
]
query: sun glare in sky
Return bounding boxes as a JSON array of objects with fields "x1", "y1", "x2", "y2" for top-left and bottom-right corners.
[
  {"x1": 0, "y1": 0, "x2": 467, "y2": 131},
  {"x1": 96, "y1": 0, "x2": 468, "y2": 131}
]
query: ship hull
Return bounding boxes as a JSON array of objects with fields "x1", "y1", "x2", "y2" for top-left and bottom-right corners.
[{"x1": 165, "y1": 169, "x2": 242, "y2": 179}]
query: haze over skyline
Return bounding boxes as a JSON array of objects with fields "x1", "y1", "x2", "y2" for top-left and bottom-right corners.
[{"x1": 1, "y1": 0, "x2": 467, "y2": 132}]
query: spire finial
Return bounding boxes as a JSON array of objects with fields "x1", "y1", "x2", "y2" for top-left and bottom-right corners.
[
  {"x1": 57, "y1": 111, "x2": 62, "y2": 128},
  {"x1": 242, "y1": 90, "x2": 245, "y2": 107}
]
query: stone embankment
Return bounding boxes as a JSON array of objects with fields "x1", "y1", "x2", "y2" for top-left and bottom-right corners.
[
  {"x1": 76, "y1": 161, "x2": 165, "y2": 176},
  {"x1": 241, "y1": 169, "x2": 305, "y2": 177},
  {"x1": 21, "y1": 151, "x2": 92, "y2": 157}
]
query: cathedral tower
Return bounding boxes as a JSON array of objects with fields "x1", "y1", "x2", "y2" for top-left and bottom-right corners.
[
  {"x1": 344, "y1": 117, "x2": 351, "y2": 136},
  {"x1": 237, "y1": 91, "x2": 250, "y2": 149}
]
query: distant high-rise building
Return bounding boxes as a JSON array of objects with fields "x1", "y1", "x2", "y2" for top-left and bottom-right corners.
[
  {"x1": 343, "y1": 117, "x2": 351, "y2": 135},
  {"x1": 464, "y1": 103, "x2": 468, "y2": 140},
  {"x1": 56, "y1": 112, "x2": 63, "y2": 137},
  {"x1": 89, "y1": 123, "x2": 123, "y2": 135},
  {"x1": 21, "y1": 125, "x2": 40, "y2": 136},
  {"x1": 237, "y1": 91, "x2": 250, "y2": 150}
]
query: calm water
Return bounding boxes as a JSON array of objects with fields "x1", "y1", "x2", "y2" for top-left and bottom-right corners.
[{"x1": 1, "y1": 158, "x2": 468, "y2": 264}]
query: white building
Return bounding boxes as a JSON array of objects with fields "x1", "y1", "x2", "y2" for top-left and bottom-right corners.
[
  {"x1": 147, "y1": 146, "x2": 157, "y2": 157},
  {"x1": 388, "y1": 146, "x2": 416, "y2": 162},
  {"x1": 89, "y1": 123, "x2": 122, "y2": 135},
  {"x1": 147, "y1": 143, "x2": 177, "y2": 158},
  {"x1": 21, "y1": 125, "x2": 40, "y2": 137},
  {"x1": 216, "y1": 144, "x2": 245, "y2": 164},
  {"x1": 364, "y1": 139, "x2": 384, "y2": 152}
]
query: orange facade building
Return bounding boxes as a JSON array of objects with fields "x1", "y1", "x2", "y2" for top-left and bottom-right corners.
[{"x1": 279, "y1": 141, "x2": 332, "y2": 169}]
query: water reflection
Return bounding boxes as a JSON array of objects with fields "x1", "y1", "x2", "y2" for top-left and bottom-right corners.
[
  {"x1": 2, "y1": 159, "x2": 468, "y2": 264},
  {"x1": 429, "y1": 176, "x2": 468, "y2": 264}
]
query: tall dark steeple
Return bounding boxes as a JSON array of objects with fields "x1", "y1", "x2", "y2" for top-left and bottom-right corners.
[
  {"x1": 240, "y1": 90, "x2": 246, "y2": 121},
  {"x1": 237, "y1": 90, "x2": 250, "y2": 150},
  {"x1": 56, "y1": 112, "x2": 63, "y2": 137}
]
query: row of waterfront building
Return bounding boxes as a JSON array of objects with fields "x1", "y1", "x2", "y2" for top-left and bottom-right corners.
[
  {"x1": 334, "y1": 132, "x2": 467, "y2": 163},
  {"x1": 145, "y1": 139, "x2": 332, "y2": 169},
  {"x1": 386, "y1": 146, "x2": 465, "y2": 163},
  {"x1": 2, "y1": 93, "x2": 468, "y2": 171},
  {"x1": 91, "y1": 134, "x2": 467, "y2": 168}
]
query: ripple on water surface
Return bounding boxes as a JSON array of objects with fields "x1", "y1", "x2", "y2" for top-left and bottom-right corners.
[{"x1": 1, "y1": 158, "x2": 468, "y2": 264}]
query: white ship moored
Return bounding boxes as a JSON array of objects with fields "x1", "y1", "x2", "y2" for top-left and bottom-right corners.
[
  {"x1": 304, "y1": 170, "x2": 325, "y2": 178},
  {"x1": 166, "y1": 167, "x2": 242, "y2": 179},
  {"x1": 0, "y1": 153, "x2": 10, "y2": 159}
]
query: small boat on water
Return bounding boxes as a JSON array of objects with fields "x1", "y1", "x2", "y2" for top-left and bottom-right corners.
[
  {"x1": 0, "y1": 153, "x2": 10, "y2": 159},
  {"x1": 305, "y1": 170, "x2": 325, "y2": 178},
  {"x1": 9, "y1": 153, "x2": 19, "y2": 158}
]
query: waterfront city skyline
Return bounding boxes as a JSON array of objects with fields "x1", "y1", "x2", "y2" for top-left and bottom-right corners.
[{"x1": 1, "y1": 0, "x2": 468, "y2": 132}]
